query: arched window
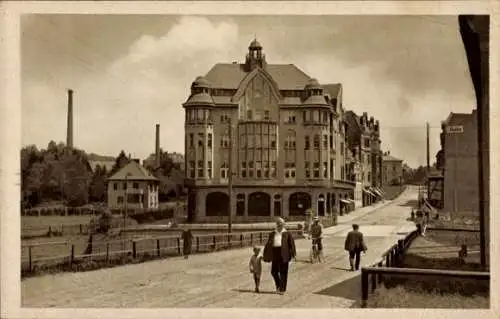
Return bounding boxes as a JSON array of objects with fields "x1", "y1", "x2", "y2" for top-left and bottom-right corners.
[
  {"x1": 289, "y1": 192, "x2": 311, "y2": 216},
  {"x1": 304, "y1": 136, "x2": 310, "y2": 150},
  {"x1": 248, "y1": 192, "x2": 271, "y2": 216},
  {"x1": 274, "y1": 194, "x2": 282, "y2": 217},
  {"x1": 285, "y1": 130, "x2": 296, "y2": 150},
  {"x1": 236, "y1": 193, "x2": 245, "y2": 216},
  {"x1": 205, "y1": 192, "x2": 229, "y2": 216}
]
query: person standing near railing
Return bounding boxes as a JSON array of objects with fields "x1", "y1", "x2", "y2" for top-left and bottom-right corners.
[
  {"x1": 344, "y1": 224, "x2": 367, "y2": 271},
  {"x1": 182, "y1": 228, "x2": 193, "y2": 259}
]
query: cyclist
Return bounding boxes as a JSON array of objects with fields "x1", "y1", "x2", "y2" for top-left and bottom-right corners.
[{"x1": 309, "y1": 216, "x2": 324, "y2": 261}]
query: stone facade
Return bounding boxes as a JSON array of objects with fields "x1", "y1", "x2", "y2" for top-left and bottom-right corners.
[
  {"x1": 382, "y1": 152, "x2": 403, "y2": 186},
  {"x1": 183, "y1": 40, "x2": 355, "y2": 222}
]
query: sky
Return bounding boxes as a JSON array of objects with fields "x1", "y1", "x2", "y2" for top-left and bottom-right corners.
[{"x1": 21, "y1": 15, "x2": 477, "y2": 168}]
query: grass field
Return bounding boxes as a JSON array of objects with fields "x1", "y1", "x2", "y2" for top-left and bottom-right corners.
[
  {"x1": 22, "y1": 216, "x2": 93, "y2": 229},
  {"x1": 366, "y1": 286, "x2": 489, "y2": 308}
]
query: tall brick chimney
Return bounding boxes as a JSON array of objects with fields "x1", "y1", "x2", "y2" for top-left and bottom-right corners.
[
  {"x1": 155, "y1": 124, "x2": 160, "y2": 168},
  {"x1": 66, "y1": 89, "x2": 74, "y2": 149}
]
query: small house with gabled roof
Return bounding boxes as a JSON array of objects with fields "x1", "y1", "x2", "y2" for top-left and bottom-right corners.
[{"x1": 107, "y1": 160, "x2": 160, "y2": 210}]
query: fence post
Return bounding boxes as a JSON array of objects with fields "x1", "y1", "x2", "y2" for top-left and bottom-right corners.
[
  {"x1": 156, "y1": 239, "x2": 160, "y2": 257},
  {"x1": 196, "y1": 237, "x2": 200, "y2": 252},
  {"x1": 371, "y1": 270, "x2": 377, "y2": 292},
  {"x1": 377, "y1": 261, "x2": 383, "y2": 283},
  {"x1": 28, "y1": 245, "x2": 32, "y2": 272},
  {"x1": 177, "y1": 238, "x2": 181, "y2": 255},
  {"x1": 240, "y1": 234, "x2": 244, "y2": 247},
  {"x1": 70, "y1": 244, "x2": 75, "y2": 268},
  {"x1": 361, "y1": 269, "x2": 369, "y2": 308},
  {"x1": 106, "y1": 243, "x2": 110, "y2": 263},
  {"x1": 132, "y1": 241, "x2": 137, "y2": 259}
]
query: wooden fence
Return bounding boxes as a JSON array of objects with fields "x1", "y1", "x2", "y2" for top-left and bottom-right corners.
[
  {"x1": 358, "y1": 228, "x2": 488, "y2": 307},
  {"x1": 21, "y1": 229, "x2": 303, "y2": 276}
]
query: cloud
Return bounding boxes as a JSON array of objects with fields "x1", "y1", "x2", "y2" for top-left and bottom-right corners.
[{"x1": 23, "y1": 16, "x2": 241, "y2": 159}]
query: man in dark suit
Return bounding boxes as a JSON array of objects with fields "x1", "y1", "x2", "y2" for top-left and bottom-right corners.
[
  {"x1": 344, "y1": 224, "x2": 367, "y2": 271},
  {"x1": 263, "y1": 217, "x2": 296, "y2": 294}
]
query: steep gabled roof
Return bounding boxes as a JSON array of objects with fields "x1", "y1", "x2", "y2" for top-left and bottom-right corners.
[
  {"x1": 107, "y1": 160, "x2": 158, "y2": 181},
  {"x1": 322, "y1": 83, "x2": 342, "y2": 99},
  {"x1": 204, "y1": 63, "x2": 312, "y2": 90}
]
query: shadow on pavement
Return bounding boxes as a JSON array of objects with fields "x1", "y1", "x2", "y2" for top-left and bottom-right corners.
[
  {"x1": 330, "y1": 266, "x2": 352, "y2": 271},
  {"x1": 314, "y1": 274, "x2": 361, "y2": 302},
  {"x1": 399, "y1": 200, "x2": 418, "y2": 207},
  {"x1": 232, "y1": 289, "x2": 277, "y2": 295}
]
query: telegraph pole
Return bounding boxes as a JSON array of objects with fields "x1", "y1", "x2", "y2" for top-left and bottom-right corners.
[
  {"x1": 426, "y1": 122, "x2": 430, "y2": 200},
  {"x1": 124, "y1": 175, "x2": 128, "y2": 229},
  {"x1": 227, "y1": 119, "x2": 233, "y2": 233}
]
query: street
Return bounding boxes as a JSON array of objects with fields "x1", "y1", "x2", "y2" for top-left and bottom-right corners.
[{"x1": 22, "y1": 187, "x2": 417, "y2": 308}]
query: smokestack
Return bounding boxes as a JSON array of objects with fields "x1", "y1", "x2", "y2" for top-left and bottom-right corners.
[
  {"x1": 66, "y1": 89, "x2": 74, "y2": 149},
  {"x1": 155, "y1": 124, "x2": 160, "y2": 168}
]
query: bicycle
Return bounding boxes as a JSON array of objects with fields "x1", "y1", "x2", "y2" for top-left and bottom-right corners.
[{"x1": 309, "y1": 238, "x2": 323, "y2": 264}]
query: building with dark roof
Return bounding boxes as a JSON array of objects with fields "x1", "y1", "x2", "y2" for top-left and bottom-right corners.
[
  {"x1": 107, "y1": 160, "x2": 160, "y2": 210},
  {"x1": 183, "y1": 40, "x2": 355, "y2": 222}
]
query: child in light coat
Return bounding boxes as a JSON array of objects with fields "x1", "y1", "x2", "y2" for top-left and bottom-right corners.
[{"x1": 249, "y1": 246, "x2": 263, "y2": 293}]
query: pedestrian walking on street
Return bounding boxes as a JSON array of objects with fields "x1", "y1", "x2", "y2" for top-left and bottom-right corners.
[
  {"x1": 182, "y1": 228, "x2": 194, "y2": 259},
  {"x1": 248, "y1": 246, "x2": 263, "y2": 293},
  {"x1": 263, "y1": 217, "x2": 296, "y2": 295},
  {"x1": 344, "y1": 224, "x2": 367, "y2": 271}
]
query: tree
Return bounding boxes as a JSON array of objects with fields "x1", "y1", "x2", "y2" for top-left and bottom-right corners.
[
  {"x1": 108, "y1": 150, "x2": 129, "y2": 177},
  {"x1": 89, "y1": 165, "x2": 108, "y2": 202}
]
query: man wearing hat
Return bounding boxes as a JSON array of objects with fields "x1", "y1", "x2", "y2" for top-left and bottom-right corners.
[
  {"x1": 263, "y1": 217, "x2": 296, "y2": 294},
  {"x1": 309, "y1": 216, "x2": 324, "y2": 260},
  {"x1": 344, "y1": 224, "x2": 367, "y2": 271}
]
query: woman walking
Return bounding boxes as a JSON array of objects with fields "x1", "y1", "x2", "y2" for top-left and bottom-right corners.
[{"x1": 263, "y1": 218, "x2": 296, "y2": 295}]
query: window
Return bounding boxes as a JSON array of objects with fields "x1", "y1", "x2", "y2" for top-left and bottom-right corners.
[
  {"x1": 305, "y1": 136, "x2": 310, "y2": 150},
  {"x1": 323, "y1": 135, "x2": 328, "y2": 149},
  {"x1": 220, "y1": 113, "x2": 230, "y2": 123},
  {"x1": 285, "y1": 130, "x2": 296, "y2": 150},
  {"x1": 264, "y1": 161, "x2": 270, "y2": 178},
  {"x1": 256, "y1": 161, "x2": 262, "y2": 178},
  {"x1": 198, "y1": 133, "x2": 204, "y2": 147},
  {"x1": 208, "y1": 133, "x2": 212, "y2": 148},
  {"x1": 340, "y1": 142, "x2": 344, "y2": 155},
  {"x1": 285, "y1": 114, "x2": 296, "y2": 124},
  {"x1": 313, "y1": 135, "x2": 320, "y2": 149},
  {"x1": 314, "y1": 162, "x2": 320, "y2": 178},
  {"x1": 322, "y1": 111, "x2": 328, "y2": 123},
  {"x1": 303, "y1": 111, "x2": 307, "y2": 123},
  {"x1": 189, "y1": 133, "x2": 194, "y2": 148},
  {"x1": 271, "y1": 161, "x2": 277, "y2": 177},
  {"x1": 208, "y1": 161, "x2": 212, "y2": 178},
  {"x1": 189, "y1": 160, "x2": 195, "y2": 178},
  {"x1": 113, "y1": 183, "x2": 118, "y2": 190},
  {"x1": 220, "y1": 162, "x2": 228, "y2": 179},
  {"x1": 220, "y1": 135, "x2": 229, "y2": 148},
  {"x1": 241, "y1": 161, "x2": 246, "y2": 178},
  {"x1": 133, "y1": 182, "x2": 139, "y2": 189},
  {"x1": 117, "y1": 196, "x2": 124, "y2": 204},
  {"x1": 264, "y1": 110, "x2": 270, "y2": 121},
  {"x1": 329, "y1": 135, "x2": 333, "y2": 148},
  {"x1": 323, "y1": 162, "x2": 328, "y2": 178},
  {"x1": 197, "y1": 160, "x2": 204, "y2": 178},
  {"x1": 285, "y1": 163, "x2": 296, "y2": 179},
  {"x1": 247, "y1": 110, "x2": 253, "y2": 120},
  {"x1": 248, "y1": 161, "x2": 254, "y2": 178},
  {"x1": 305, "y1": 161, "x2": 310, "y2": 178},
  {"x1": 364, "y1": 138, "x2": 370, "y2": 148},
  {"x1": 123, "y1": 182, "x2": 127, "y2": 190}
]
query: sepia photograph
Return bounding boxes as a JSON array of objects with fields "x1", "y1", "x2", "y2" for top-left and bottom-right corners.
[{"x1": 0, "y1": 1, "x2": 497, "y2": 317}]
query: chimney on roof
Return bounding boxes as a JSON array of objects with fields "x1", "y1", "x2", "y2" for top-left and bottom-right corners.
[
  {"x1": 66, "y1": 89, "x2": 74, "y2": 149},
  {"x1": 155, "y1": 124, "x2": 160, "y2": 168}
]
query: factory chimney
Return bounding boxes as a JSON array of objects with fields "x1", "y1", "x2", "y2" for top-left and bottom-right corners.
[
  {"x1": 66, "y1": 89, "x2": 74, "y2": 149},
  {"x1": 155, "y1": 124, "x2": 160, "y2": 168}
]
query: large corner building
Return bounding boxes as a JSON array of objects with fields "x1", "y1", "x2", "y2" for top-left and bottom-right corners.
[{"x1": 183, "y1": 40, "x2": 356, "y2": 222}]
